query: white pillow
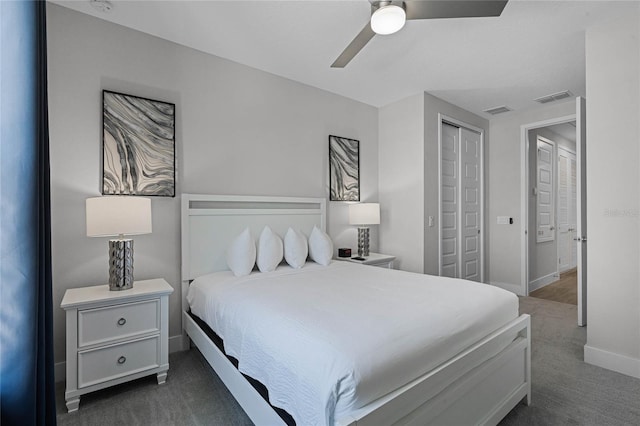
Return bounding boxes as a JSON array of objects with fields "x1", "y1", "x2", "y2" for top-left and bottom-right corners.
[
  {"x1": 308, "y1": 226, "x2": 333, "y2": 266},
  {"x1": 226, "y1": 228, "x2": 256, "y2": 277},
  {"x1": 256, "y1": 226, "x2": 284, "y2": 273},
  {"x1": 284, "y1": 228, "x2": 308, "y2": 269}
]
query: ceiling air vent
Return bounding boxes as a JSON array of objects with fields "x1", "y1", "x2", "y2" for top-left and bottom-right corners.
[
  {"x1": 483, "y1": 105, "x2": 512, "y2": 115},
  {"x1": 534, "y1": 90, "x2": 573, "y2": 104}
]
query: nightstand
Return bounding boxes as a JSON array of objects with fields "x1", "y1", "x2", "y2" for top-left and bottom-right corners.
[
  {"x1": 337, "y1": 252, "x2": 396, "y2": 269},
  {"x1": 61, "y1": 278, "x2": 173, "y2": 412}
]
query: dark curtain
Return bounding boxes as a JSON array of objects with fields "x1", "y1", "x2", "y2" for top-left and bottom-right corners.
[{"x1": 0, "y1": 1, "x2": 57, "y2": 425}]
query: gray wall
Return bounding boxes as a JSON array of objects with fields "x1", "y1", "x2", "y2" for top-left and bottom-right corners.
[
  {"x1": 378, "y1": 94, "x2": 425, "y2": 273},
  {"x1": 584, "y1": 8, "x2": 640, "y2": 377},
  {"x1": 423, "y1": 93, "x2": 489, "y2": 278},
  {"x1": 488, "y1": 101, "x2": 576, "y2": 294},
  {"x1": 378, "y1": 92, "x2": 488, "y2": 276},
  {"x1": 47, "y1": 4, "x2": 378, "y2": 369}
]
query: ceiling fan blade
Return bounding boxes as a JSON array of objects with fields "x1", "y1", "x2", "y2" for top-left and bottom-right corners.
[
  {"x1": 331, "y1": 23, "x2": 376, "y2": 68},
  {"x1": 405, "y1": 0, "x2": 509, "y2": 20}
]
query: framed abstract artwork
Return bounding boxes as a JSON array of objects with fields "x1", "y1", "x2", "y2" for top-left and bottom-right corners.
[
  {"x1": 102, "y1": 90, "x2": 175, "y2": 197},
  {"x1": 329, "y1": 135, "x2": 360, "y2": 201}
]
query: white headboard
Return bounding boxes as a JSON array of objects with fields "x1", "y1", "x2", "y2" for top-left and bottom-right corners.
[{"x1": 181, "y1": 193, "x2": 326, "y2": 282}]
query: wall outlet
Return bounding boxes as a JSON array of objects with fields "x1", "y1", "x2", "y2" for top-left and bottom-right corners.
[{"x1": 428, "y1": 216, "x2": 435, "y2": 227}]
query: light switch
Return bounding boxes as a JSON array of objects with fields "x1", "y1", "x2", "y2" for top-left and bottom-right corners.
[
  {"x1": 428, "y1": 216, "x2": 435, "y2": 227},
  {"x1": 497, "y1": 216, "x2": 509, "y2": 225}
]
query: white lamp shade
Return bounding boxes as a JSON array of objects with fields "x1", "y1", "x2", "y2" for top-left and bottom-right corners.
[
  {"x1": 370, "y1": 4, "x2": 406, "y2": 35},
  {"x1": 86, "y1": 196, "x2": 152, "y2": 237},
  {"x1": 349, "y1": 203, "x2": 380, "y2": 225}
]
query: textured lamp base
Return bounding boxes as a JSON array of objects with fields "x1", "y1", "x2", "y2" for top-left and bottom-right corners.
[
  {"x1": 357, "y1": 227, "x2": 370, "y2": 257},
  {"x1": 108, "y1": 239, "x2": 134, "y2": 291}
]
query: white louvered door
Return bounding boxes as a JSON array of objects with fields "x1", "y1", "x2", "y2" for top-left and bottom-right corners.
[{"x1": 558, "y1": 146, "x2": 577, "y2": 272}]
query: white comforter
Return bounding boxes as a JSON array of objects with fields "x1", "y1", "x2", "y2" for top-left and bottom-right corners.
[{"x1": 187, "y1": 261, "x2": 518, "y2": 425}]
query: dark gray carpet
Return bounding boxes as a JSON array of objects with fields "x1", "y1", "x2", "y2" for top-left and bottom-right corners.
[
  {"x1": 57, "y1": 297, "x2": 640, "y2": 425},
  {"x1": 500, "y1": 297, "x2": 640, "y2": 426},
  {"x1": 55, "y1": 347, "x2": 252, "y2": 425}
]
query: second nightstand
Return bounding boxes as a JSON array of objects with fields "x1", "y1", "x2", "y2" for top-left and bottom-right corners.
[
  {"x1": 338, "y1": 252, "x2": 396, "y2": 269},
  {"x1": 61, "y1": 278, "x2": 173, "y2": 412}
]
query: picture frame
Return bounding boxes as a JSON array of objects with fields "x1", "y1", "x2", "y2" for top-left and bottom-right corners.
[
  {"x1": 329, "y1": 135, "x2": 360, "y2": 201},
  {"x1": 102, "y1": 90, "x2": 176, "y2": 197}
]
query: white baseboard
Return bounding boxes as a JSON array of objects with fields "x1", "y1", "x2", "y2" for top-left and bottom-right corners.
[
  {"x1": 169, "y1": 334, "x2": 184, "y2": 353},
  {"x1": 559, "y1": 265, "x2": 577, "y2": 274},
  {"x1": 528, "y1": 272, "x2": 559, "y2": 292},
  {"x1": 584, "y1": 344, "x2": 640, "y2": 379},
  {"x1": 55, "y1": 334, "x2": 188, "y2": 383},
  {"x1": 490, "y1": 281, "x2": 525, "y2": 296}
]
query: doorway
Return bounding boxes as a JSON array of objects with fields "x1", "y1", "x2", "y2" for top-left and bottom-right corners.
[
  {"x1": 527, "y1": 129, "x2": 577, "y2": 305},
  {"x1": 521, "y1": 97, "x2": 587, "y2": 326}
]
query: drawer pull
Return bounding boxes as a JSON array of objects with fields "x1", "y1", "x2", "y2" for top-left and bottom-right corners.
[
  {"x1": 117, "y1": 317, "x2": 126, "y2": 326},
  {"x1": 117, "y1": 356, "x2": 126, "y2": 365}
]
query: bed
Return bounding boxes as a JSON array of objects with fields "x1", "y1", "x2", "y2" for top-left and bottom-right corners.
[{"x1": 181, "y1": 194, "x2": 531, "y2": 425}]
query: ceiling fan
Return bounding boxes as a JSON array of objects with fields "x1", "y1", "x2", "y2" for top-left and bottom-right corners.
[{"x1": 331, "y1": 0, "x2": 509, "y2": 68}]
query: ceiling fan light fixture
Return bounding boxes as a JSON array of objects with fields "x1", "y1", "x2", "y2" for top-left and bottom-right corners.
[{"x1": 371, "y1": 4, "x2": 406, "y2": 35}]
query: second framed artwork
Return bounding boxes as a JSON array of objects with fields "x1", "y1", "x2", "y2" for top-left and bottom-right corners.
[
  {"x1": 102, "y1": 90, "x2": 176, "y2": 197},
  {"x1": 329, "y1": 135, "x2": 360, "y2": 201}
]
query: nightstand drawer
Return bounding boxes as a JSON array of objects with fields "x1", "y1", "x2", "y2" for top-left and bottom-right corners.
[
  {"x1": 370, "y1": 261, "x2": 393, "y2": 269},
  {"x1": 336, "y1": 252, "x2": 396, "y2": 269},
  {"x1": 78, "y1": 335, "x2": 160, "y2": 388},
  {"x1": 78, "y1": 299, "x2": 159, "y2": 347}
]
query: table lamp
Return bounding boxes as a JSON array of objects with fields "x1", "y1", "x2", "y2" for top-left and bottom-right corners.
[
  {"x1": 86, "y1": 196, "x2": 152, "y2": 290},
  {"x1": 349, "y1": 203, "x2": 380, "y2": 257}
]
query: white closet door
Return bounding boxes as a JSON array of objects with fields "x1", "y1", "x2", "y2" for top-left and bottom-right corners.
[
  {"x1": 558, "y1": 147, "x2": 577, "y2": 272},
  {"x1": 441, "y1": 123, "x2": 459, "y2": 278},
  {"x1": 536, "y1": 137, "x2": 555, "y2": 243},
  {"x1": 460, "y1": 128, "x2": 482, "y2": 282},
  {"x1": 570, "y1": 153, "x2": 577, "y2": 268}
]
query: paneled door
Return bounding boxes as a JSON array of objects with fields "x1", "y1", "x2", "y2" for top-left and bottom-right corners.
[
  {"x1": 440, "y1": 123, "x2": 459, "y2": 278},
  {"x1": 460, "y1": 128, "x2": 482, "y2": 281},
  {"x1": 439, "y1": 119, "x2": 483, "y2": 282},
  {"x1": 536, "y1": 137, "x2": 555, "y2": 243},
  {"x1": 558, "y1": 146, "x2": 577, "y2": 272}
]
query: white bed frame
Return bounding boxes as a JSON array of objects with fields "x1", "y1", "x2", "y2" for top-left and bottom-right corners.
[{"x1": 181, "y1": 193, "x2": 531, "y2": 425}]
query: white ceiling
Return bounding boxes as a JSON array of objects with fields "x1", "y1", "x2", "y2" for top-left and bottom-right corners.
[
  {"x1": 51, "y1": 0, "x2": 637, "y2": 116},
  {"x1": 546, "y1": 122, "x2": 576, "y2": 143}
]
